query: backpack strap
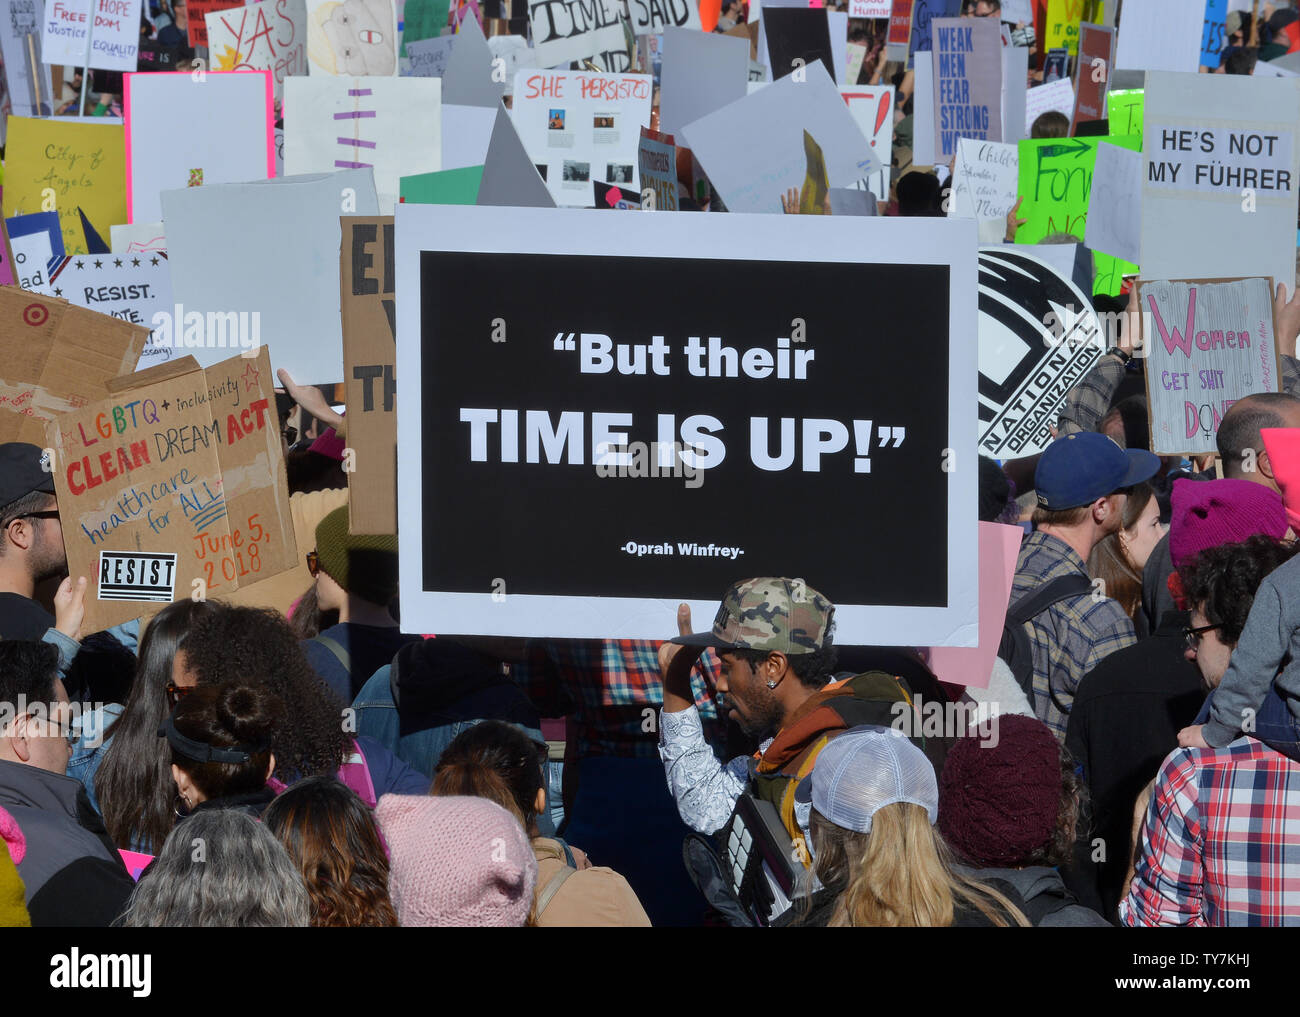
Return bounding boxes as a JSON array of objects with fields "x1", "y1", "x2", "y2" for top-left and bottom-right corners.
[
  {"x1": 535, "y1": 865, "x2": 577, "y2": 917},
  {"x1": 312, "y1": 633, "x2": 351, "y2": 675},
  {"x1": 778, "y1": 734, "x2": 834, "y2": 870},
  {"x1": 1007, "y1": 574, "x2": 1094, "y2": 626}
]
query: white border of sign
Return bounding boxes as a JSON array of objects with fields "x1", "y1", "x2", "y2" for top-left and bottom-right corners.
[{"x1": 394, "y1": 205, "x2": 980, "y2": 645}]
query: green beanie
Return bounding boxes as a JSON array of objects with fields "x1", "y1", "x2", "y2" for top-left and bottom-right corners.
[{"x1": 313, "y1": 507, "x2": 400, "y2": 606}]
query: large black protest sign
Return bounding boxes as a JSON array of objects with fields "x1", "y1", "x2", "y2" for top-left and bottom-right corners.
[{"x1": 395, "y1": 206, "x2": 978, "y2": 644}]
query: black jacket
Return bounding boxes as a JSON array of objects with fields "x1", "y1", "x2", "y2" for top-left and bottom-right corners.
[
  {"x1": 1063, "y1": 611, "x2": 1204, "y2": 921},
  {"x1": 0, "y1": 760, "x2": 135, "y2": 926}
]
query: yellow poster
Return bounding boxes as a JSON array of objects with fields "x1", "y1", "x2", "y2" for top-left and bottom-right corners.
[
  {"x1": 1044, "y1": 0, "x2": 1102, "y2": 56},
  {"x1": 2, "y1": 117, "x2": 127, "y2": 256}
]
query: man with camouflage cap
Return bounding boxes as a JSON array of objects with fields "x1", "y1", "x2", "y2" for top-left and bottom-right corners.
[{"x1": 658, "y1": 577, "x2": 923, "y2": 924}]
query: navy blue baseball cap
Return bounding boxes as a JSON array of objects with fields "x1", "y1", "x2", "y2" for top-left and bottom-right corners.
[{"x1": 1035, "y1": 432, "x2": 1161, "y2": 511}]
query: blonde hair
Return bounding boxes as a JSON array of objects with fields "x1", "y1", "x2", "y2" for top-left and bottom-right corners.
[{"x1": 803, "y1": 804, "x2": 1030, "y2": 927}]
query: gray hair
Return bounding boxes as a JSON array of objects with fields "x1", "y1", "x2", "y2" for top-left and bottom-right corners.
[{"x1": 119, "y1": 810, "x2": 310, "y2": 927}]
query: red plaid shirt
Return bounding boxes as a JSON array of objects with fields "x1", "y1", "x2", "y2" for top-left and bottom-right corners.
[
  {"x1": 512, "y1": 640, "x2": 722, "y2": 758},
  {"x1": 1122, "y1": 739, "x2": 1300, "y2": 927}
]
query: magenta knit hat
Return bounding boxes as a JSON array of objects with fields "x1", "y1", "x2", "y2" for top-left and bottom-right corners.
[
  {"x1": 936, "y1": 715, "x2": 1061, "y2": 868},
  {"x1": 375, "y1": 794, "x2": 537, "y2": 927},
  {"x1": 1169, "y1": 477, "x2": 1287, "y2": 569}
]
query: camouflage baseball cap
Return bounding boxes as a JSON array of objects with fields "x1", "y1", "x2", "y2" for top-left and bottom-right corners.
[{"x1": 672, "y1": 578, "x2": 834, "y2": 655}]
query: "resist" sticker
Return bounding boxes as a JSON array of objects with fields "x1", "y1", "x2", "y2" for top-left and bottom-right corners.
[{"x1": 98, "y1": 552, "x2": 178, "y2": 603}]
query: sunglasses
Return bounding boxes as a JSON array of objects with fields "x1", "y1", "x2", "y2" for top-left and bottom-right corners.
[
  {"x1": 306, "y1": 550, "x2": 320, "y2": 577},
  {"x1": 165, "y1": 682, "x2": 195, "y2": 708},
  {"x1": 1184, "y1": 623, "x2": 1223, "y2": 651}
]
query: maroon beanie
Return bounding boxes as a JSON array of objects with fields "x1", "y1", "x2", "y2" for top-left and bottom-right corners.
[
  {"x1": 937, "y1": 715, "x2": 1061, "y2": 868},
  {"x1": 1169, "y1": 477, "x2": 1287, "y2": 569}
]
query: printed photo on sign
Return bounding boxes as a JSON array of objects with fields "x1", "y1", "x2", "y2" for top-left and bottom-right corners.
[
  {"x1": 98, "y1": 551, "x2": 177, "y2": 602},
  {"x1": 394, "y1": 204, "x2": 978, "y2": 646}
]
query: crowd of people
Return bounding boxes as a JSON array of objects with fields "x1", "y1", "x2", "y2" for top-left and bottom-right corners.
[{"x1": 3, "y1": 0, "x2": 1300, "y2": 932}]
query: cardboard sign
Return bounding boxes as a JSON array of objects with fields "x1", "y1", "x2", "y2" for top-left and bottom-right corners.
[
  {"x1": 305, "y1": 0, "x2": 399, "y2": 74},
  {"x1": 948, "y1": 138, "x2": 1018, "y2": 244},
  {"x1": 27, "y1": 252, "x2": 176, "y2": 368},
  {"x1": 406, "y1": 33, "x2": 456, "y2": 76},
  {"x1": 1106, "y1": 87, "x2": 1142, "y2": 137},
  {"x1": 527, "y1": 0, "x2": 624, "y2": 69},
  {"x1": 0, "y1": 222, "x2": 16, "y2": 288},
  {"x1": 908, "y1": 0, "x2": 959, "y2": 58},
  {"x1": 2, "y1": 116, "x2": 126, "y2": 256},
  {"x1": 1015, "y1": 135, "x2": 1141, "y2": 295},
  {"x1": 1113, "y1": 0, "x2": 1201, "y2": 73},
  {"x1": 46, "y1": 348, "x2": 298, "y2": 632},
  {"x1": 930, "y1": 16, "x2": 1001, "y2": 161},
  {"x1": 841, "y1": 87, "x2": 893, "y2": 203},
  {"x1": 205, "y1": 0, "x2": 309, "y2": 102},
  {"x1": 1070, "y1": 21, "x2": 1111, "y2": 134},
  {"x1": 620, "y1": 0, "x2": 700, "y2": 35},
  {"x1": 283, "y1": 76, "x2": 441, "y2": 214},
  {"x1": 765, "y1": 8, "x2": 835, "y2": 83},
  {"x1": 1140, "y1": 277, "x2": 1280, "y2": 455},
  {"x1": 341, "y1": 217, "x2": 397, "y2": 534},
  {"x1": 681, "y1": 63, "x2": 879, "y2": 215},
  {"x1": 41, "y1": 0, "x2": 142, "y2": 72},
  {"x1": 887, "y1": 0, "x2": 913, "y2": 53},
  {"x1": 402, "y1": 0, "x2": 452, "y2": 48},
  {"x1": 160, "y1": 170, "x2": 381, "y2": 383},
  {"x1": 440, "y1": 13, "x2": 502, "y2": 107},
  {"x1": 394, "y1": 204, "x2": 979, "y2": 644},
  {"x1": 8, "y1": 210, "x2": 65, "y2": 284},
  {"x1": 1023, "y1": 77, "x2": 1073, "y2": 136},
  {"x1": 637, "y1": 126, "x2": 678, "y2": 211},
  {"x1": 1201, "y1": 0, "x2": 1228, "y2": 69},
  {"x1": 110, "y1": 221, "x2": 166, "y2": 255},
  {"x1": 124, "y1": 71, "x2": 277, "y2": 225},
  {"x1": 1001, "y1": 43, "x2": 1028, "y2": 144},
  {"x1": 510, "y1": 69, "x2": 652, "y2": 208},
  {"x1": 477, "y1": 101, "x2": 557, "y2": 208},
  {"x1": 927, "y1": 521, "x2": 1021, "y2": 689},
  {"x1": 658, "y1": 26, "x2": 748, "y2": 138},
  {"x1": 1083, "y1": 141, "x2": 1140, "y2": 264},
  {"x1": 400, "y1": 165, "x2": 484, "y2": 203},
  {"x1": 1043, "y1": 0, "x2": 1087, "y2": 55},
  {"x1": 976, "y1": 246, "x2": 1104, "y2": 458},
  {"x1": 2, "y1": 0, "x2": 55, "y2": 116},
  {"x1": 850, "y1": 0, "x2": 891, "y2": 16},
  {"x1": 0, "y1": 287, "x2": 148, "y2": 446},
  {"x1": 1141, "y1": 72, "x2": 1300, "y2": 293},
  {"x1": 187, "y1": 0, "x2": 243, "y2": 48}
]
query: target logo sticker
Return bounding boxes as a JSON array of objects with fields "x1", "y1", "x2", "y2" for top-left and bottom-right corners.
[{"x1": 22, "y1": 303, "x2": 49, "y2": 327}]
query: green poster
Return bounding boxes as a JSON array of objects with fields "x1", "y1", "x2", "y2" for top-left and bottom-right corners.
[
  {"x1": 402, "y1": 0, "x2": 452, "y2": 56},
  {"x1": 400, "y1": 165, "x2": 485, "y2": 205},
  {"x1": 1015, "y1": 135, "x2": 1141, "y2": 296},
  {"x1": 1107, "y1": 89, "x2": 1144, "y2": 140}
]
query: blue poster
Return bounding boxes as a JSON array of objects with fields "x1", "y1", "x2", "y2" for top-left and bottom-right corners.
[
  {"x1": 1201, "y1": 0, "x2": 1228, "y2": 69},
  {"x1": 910, "y1": 0, "x2": 962, "y2": 57}
]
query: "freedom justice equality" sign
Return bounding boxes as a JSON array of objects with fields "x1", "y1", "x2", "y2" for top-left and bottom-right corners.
[{"x1": 394, "y1": 205, "x2": 979, "y2": 645}]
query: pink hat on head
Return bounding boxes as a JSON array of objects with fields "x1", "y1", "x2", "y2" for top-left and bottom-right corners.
[
  {"x1": 1169, "y1": 477, "x2": 1287, "y2": 569},
  {"x1": 374, "y1": 794, "x2": 537, "y2": 927},
  {"x1": 1262, "y1": 428, "x2": 1300, "y2": 532}
]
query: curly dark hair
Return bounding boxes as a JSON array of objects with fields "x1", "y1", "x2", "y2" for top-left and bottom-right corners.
[
  {"x1": 263, "y1": 776, "x2": 398, "y2": 928},
  {"x1": 732, "y1": 644, "x2": 839, "y2": 690},
  {"x1": 182, "y1": 605, "x2": 351, "y2": 782},
  {"x1": 1178, "y1": 535, "x2": 1299, "y2": 646}
]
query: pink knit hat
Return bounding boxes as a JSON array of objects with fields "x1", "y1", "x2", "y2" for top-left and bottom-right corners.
[
  {"x1": 1169, "y1": 477, "x2": 1287, "y2": 569},
  {"x1": 375, "y1": 794, "x2": 537, "y2": 927},
  {"x1": 1262, "y1": 428, "x2": 1300, "y2": 532}
]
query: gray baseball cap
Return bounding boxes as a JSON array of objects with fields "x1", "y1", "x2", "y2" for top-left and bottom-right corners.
[{"x1": 794, "y1": 725, "x2": 938, "y2": 834}]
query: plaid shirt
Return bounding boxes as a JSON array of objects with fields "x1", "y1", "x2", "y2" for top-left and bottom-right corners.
[
  {"x1": 1122, "y1": 739, "x2": 1300, "y2": 927},
  {"x1": 1012, "y1": 531, "x2": 1136, "y2": 740},
  {"x1": 512, "y1": 640, "x2": 722, "y2": 758},
  {"x1": 1057, "y1": 352, "x2": 1300, "y2": 437}
]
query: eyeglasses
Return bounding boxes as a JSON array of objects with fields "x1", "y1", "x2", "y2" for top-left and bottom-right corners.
[
  {"x1": 306, "y1": 550, "x2": 320, "y2": 577},
  {"x1": 165, "y1": 682, "x2": 195, "y2": 708},
  {"x1": 1184, "y1": 623, "x2": 1223, "y2": 651}
]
